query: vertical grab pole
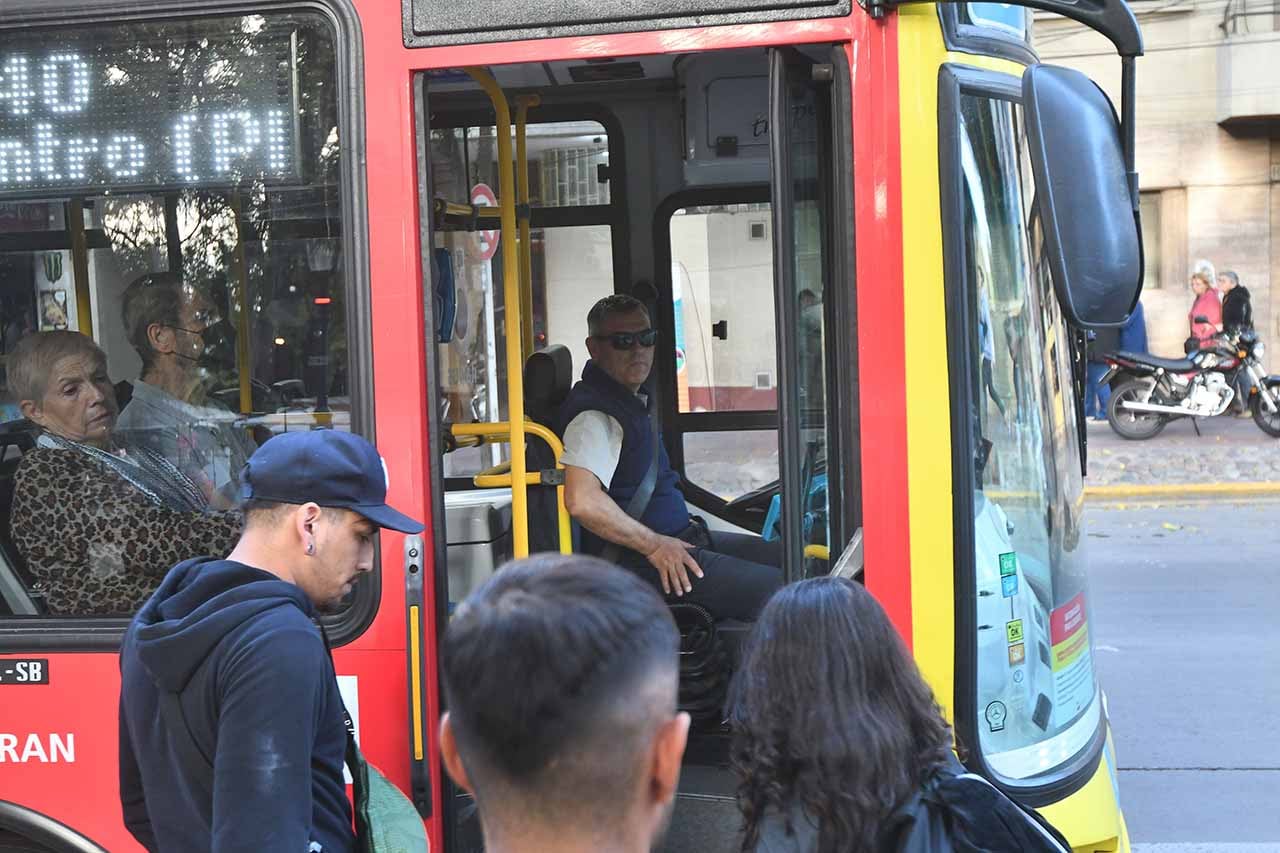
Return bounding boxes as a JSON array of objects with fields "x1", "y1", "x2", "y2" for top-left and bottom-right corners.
[
  {"x1": 466, "y1": 68, "x2": 530, "y2": 558},
  {"x1": 230, "y1": 192, "x2": 253, "y2": 415},
  {"x1": 515, "y1": 95, "x2": 541, "y2": 364}
]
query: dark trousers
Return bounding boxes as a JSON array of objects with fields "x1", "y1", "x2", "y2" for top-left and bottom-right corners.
[{"x1": 615, "y1": 522, "x2": 783, "y2": 622}]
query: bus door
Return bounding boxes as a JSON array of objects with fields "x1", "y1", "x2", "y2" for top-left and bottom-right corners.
[
  {"x1": 416, "y1": 43, "x2": 858, "y2": 853},
  {"x1": 656, "y1": 45, "x2": 859, "y2": 586}
]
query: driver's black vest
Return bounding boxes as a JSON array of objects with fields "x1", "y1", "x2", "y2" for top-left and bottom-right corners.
[{"x1": 555, "y1": 360, "x2": 688, "y2": 555}]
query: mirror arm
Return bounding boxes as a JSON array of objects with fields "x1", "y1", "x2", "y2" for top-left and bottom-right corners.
[{"x1": 1121, "y1": 55, "x2": 1139, "y2": 213}]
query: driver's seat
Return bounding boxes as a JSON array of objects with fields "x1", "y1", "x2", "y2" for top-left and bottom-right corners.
[{"x1": 524, "y1": 345, "x2": 574, "y2": 554}]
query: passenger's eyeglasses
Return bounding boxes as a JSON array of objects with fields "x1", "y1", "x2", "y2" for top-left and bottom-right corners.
[{"x1": 594, "y1": 329, "x2": 658, "y2": 350}]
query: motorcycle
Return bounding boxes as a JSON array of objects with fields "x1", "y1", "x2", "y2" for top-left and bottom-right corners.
[{"x1": 1100, "y1": 327, "x2": 1280, "y2": 439}]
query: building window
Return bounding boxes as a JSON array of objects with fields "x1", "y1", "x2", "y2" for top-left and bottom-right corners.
[{"x1": 1140, "y1": 191, "x2": 1161, "y2": 290}]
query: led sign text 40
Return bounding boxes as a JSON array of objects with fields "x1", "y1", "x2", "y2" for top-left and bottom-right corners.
[{"x1": 0, "y1": 51, "x2": 295, "y2": 191}]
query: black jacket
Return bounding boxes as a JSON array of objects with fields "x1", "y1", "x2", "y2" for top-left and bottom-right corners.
[
  {"x1": 751, "y1": 755, "x2": 1069, "y2": 853},
  {"x1": 1086, "y1": 326, "x2": 1121, "y2": 362},
  {"x1": 1223, "y1": 286, "x2": 1253, "y2": 331},
  {"x1": 119, "y1": 558, "x2": 355, "y2": 853}
]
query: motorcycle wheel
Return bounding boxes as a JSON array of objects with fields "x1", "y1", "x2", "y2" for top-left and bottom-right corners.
[
  {"x1": 1251, "y1": 381, "x2": 1280, "y2": 437},
  {"x1": 1107, "y1": 379, "x2": 1169, "y2": 440}
]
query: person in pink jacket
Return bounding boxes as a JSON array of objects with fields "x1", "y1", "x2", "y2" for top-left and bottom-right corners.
[{"x1": 1188, "y1": 270, "x2": 1223, "y2": 349}]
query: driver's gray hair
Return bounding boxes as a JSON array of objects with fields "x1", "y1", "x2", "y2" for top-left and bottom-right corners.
[{"x1": 587, "y1": 294, "x2": 649, "y2": 336}]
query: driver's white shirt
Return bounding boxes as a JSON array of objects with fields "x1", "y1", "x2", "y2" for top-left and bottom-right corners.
[{"x1": 559, "y1": 390, "x2": 648, "y2": 489}]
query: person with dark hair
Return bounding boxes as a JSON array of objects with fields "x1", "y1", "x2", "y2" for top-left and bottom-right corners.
[
  {"x1": 439, "y1": 553, "x2": 689, "y2": 853},
  {"x1": 116, "y1": 271, "x2": 254, "y2": 503},
  {"x1": 557, "y1": 294, "x2": 782, "y2": 622},
  {"x1": 728, "y1": 577, "x2": 1069, "y2": 853},
  {"x1": 118, "y1": 429, "x2": 424, "y2": 853}
]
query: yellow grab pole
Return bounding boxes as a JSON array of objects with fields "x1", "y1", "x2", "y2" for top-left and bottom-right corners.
[
  {"x1": 515, "y1": 95, "x2": 540, "y2": 364},
  {"x1": 230, "y1": 193, "x2": 253, "y2": 415},
  {"x1": 466, "y1": 68, "x2": 530, "y2": 557},
  {"x1": 451, "y1": 421, "x2": 571, "y2": 555}
]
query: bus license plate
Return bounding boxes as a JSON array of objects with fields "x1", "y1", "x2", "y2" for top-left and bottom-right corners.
[{"x1": 0, "y1": 659, "x2": 48, "y2": 684}]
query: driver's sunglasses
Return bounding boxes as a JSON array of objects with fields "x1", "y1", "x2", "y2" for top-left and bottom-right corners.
[{"x1": 594, "y1": 328, "x2": 658, "y2": 350}]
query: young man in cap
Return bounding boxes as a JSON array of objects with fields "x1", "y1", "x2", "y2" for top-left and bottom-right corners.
[
  {"x1": 118, "y1": 430, "x2": 424, "y2": 853},
  {"x1": 440, "y1": 553, "x2": 689, "y2": 853}
]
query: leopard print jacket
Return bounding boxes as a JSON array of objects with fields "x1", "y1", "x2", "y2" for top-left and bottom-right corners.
[{"x1": 10, "y1": 447, "x2": 242, "y2": 615}]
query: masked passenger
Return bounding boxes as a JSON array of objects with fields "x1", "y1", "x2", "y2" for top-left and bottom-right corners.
[
  {"x1": 7, "y1": 331, "x2": 240, "y2": 615},
  {"x1": 116, "y1": 272, "x2": 254, "y2": 504}
]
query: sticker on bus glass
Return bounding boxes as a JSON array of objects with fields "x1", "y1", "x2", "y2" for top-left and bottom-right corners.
[
  {"x1": 1001, "y1": 574, "x2": 1018, "y2": 598},
  {"x1": 1005, "y1": 619, "x2": 1024, "y2": 644},
  {"x1": 1007, "y1": 642, "x2": 1025, "y2": 666},
  {"x1": 999, "y1": 552, "x2": 1018, "y2": 577}
]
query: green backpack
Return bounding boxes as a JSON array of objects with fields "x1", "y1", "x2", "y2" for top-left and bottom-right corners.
[{"x1": 342, "y1": 708, "x2": 431, "y2": 853}]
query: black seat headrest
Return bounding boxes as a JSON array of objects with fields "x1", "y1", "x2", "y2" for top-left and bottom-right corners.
[{"x1": 524, "y1": 345, "x2": 573, "y2": 422}]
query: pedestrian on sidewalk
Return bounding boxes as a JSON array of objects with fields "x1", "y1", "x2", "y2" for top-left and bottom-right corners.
[
  {"x1": 1218, "y1": 270, "x2": 1252, "y2": 333},
  {"x1": 1085, "y1": 324, "x2": 1120, "y2": 421},
  {"x1": 1188, "y1": 265, "x2": 1223, "y2": 350},
  {"x1": 440, "y1": 554, "x2": 689, "y2": 853},
  {"x1": 1118, "y1": 299, "x2": 1148, "y2": 355},
  {"x1": 118, "y1": 430, "x2": 424, "y2": 853}
]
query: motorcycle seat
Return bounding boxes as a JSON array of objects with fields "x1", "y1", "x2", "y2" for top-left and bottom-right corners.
[{"x1": 1113, "y1": 350, "x2": 1196, "y2": 372}]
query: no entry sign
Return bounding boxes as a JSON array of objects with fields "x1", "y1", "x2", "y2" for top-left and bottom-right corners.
[{"x1": 470, "y1": 182, "x2": 500, "y2": 261}]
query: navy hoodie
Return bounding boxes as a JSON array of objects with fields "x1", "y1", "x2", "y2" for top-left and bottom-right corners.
[{"x1": 119, "y1": 558, "x2": 355, "y2": 853}]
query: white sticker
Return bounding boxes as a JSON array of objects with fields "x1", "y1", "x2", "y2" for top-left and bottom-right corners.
[{"x1": 337, "y1": 675, "x2": 359, "y2": 784}]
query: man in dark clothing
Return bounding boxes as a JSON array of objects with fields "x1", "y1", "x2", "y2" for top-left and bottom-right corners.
[
  {"x1": 1219, "y1": 270, "x2": 1253, "y2": 333},
  {"x1": 1084, "y1": 325, "x2": 1121, "y2": 420},
  {"x1": 1218, "y1": 271, "x2": 1254, "y2": 412},
  {"x1": 557, "y1": 294, "x2": 782, "y2": 621},
  {"x1": 440, "y1": 554, "x2": 688, "y2": 853},
  {"x1": 118, "y1": 430, "x2": 424, "y2": 853}
]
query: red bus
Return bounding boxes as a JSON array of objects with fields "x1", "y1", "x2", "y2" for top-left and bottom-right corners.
[{"x1": 0, "y1": 0, "x2": 1143, "y2": 850}]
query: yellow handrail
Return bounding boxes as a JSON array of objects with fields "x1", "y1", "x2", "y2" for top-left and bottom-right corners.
[
  {"x1": 466, "y1": 68, "x2": 530, "y2": 557},
  {"x1": 450, "y1": 421, "x2": 571, "y2": 555},
  {"x1": 515, "y1": 95, "x2": 541, "y2": 365},
  {"x1": 804, "y1": 544, "x2": 830, "y2": 561}
]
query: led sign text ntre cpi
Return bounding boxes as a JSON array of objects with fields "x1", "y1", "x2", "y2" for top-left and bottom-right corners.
[{"x1": 0, "y1": 32, "x2": 300, "y2": 195}]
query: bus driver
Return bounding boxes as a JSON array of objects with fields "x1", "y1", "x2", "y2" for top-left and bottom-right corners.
[{"x1": 557, "y1": 295, "x2": 782, "y2": 621}]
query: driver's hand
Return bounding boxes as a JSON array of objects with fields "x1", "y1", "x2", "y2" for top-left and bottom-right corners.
[{"x1": 645, "y1": 535, "x2": 704, "y2": 597}]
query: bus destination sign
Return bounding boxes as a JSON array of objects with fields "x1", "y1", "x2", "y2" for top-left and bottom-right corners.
[
  {"x1": 0, "y1": 27, "x2": 301, "y2": 196},
  {"x1": 0, "y1": 659, "x2": 48, "y2": 685}
]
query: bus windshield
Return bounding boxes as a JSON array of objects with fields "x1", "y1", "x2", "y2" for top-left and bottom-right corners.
[{"x1": 958, "y1": 92, "x2": 1101, "y2": 783}]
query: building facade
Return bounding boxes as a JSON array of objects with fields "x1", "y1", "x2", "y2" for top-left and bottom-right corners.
[{"x1": 1035, "y1": 0, "x2": 1280, "y2": 360}]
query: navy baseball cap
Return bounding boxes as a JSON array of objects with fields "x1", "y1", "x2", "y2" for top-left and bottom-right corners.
[{"x1": 240, "y1": 430, "x2": 425, "y2": 534}]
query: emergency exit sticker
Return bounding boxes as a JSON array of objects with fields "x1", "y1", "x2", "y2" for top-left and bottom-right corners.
[
  {"x1": 999, "y1": 552, "x2": 1018, "y2": 577},
  {"x1": 1006, "y1": 619, "x2": 1024, "y2": 644}
]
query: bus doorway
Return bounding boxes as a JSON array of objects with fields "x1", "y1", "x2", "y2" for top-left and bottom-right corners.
[{"x1": 418, "y1": 43, "x2": 859, "y2": 853}]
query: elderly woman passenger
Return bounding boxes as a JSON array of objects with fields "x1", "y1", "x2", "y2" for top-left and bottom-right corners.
[{"x1": 7, "y1": 331, "x2": 240, "y2": 615}]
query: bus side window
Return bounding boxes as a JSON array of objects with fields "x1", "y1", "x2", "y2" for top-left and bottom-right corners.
[{"x1": 0, "y1": 12, "x2": 356, "y2": 620}]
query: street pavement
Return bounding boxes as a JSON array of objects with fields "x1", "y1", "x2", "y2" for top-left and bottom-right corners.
[
  {"x1": 1085, "y1": 499, "x2": 1280, "y2": 848},
  {"x1": 1085, "y1": 416, "x2": 1280, "y2": 487}
]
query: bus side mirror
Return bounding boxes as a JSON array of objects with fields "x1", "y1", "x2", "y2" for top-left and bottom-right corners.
[{"x1": 1023, "y1": 64, "x2": 1142, "y2": 329}]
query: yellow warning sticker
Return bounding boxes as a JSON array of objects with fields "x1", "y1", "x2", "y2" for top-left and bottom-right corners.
[{"x1": 1006, "y1": 620, "x2": 1024, "y2": 644}]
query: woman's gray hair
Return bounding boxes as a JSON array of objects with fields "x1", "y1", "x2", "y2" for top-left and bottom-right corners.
[{"x1": 7, "y1": 330, "x2": 108, "y2": 403}]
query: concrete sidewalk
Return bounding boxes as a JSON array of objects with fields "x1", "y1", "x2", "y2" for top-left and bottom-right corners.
[{"x1": 1083, "y1": 416, "x2": 1280, "y2": 498}]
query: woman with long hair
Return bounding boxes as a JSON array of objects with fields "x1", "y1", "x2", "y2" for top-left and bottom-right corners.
[
  {"x1": 727, "y1": 577, "x2": 955, "y2": 852},
  {"x1": 728, "y1": 577, "x2": 1071, "y2": 852}
]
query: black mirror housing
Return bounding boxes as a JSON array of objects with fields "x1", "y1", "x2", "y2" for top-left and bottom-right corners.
[{"x1": 1023, "y1": 64, "x2": 1143, "y2": 328}]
